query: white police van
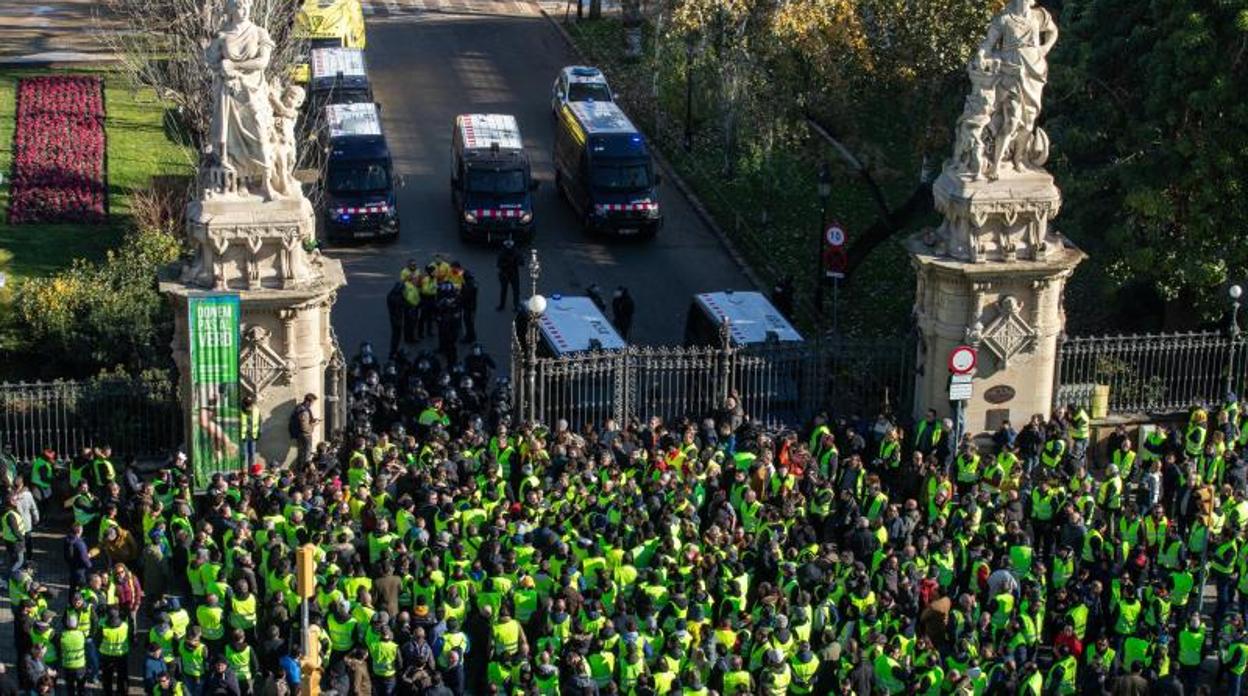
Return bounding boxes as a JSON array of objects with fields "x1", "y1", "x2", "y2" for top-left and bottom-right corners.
[
  {"x1": 550, "y1": 65, "x2": 613, "y2": 116},
  {"x1": 684, "y1": 290, "x2": 803, "y2": 347},
  {"x1": 536, "y1": 294, "x2": 626, "y2": 358}
]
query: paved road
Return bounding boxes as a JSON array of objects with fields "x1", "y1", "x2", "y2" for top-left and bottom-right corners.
[{"x1": 327, "y1": 3, "x2": 752, "y2": 369}]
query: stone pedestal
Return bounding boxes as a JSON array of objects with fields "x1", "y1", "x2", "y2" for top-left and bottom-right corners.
[
  {"x1": 909, "y1": 233, "x2": 1084, "y2": 435},
  {"x1": 162, "y1": 195, "x2": 346, "y2": 467}
]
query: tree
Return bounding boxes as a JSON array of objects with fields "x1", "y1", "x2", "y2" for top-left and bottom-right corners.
[
  {"x1": 100, "y1": 0, "x2": 301, "y2": 148},
  {"x1": 1047, "y1": 0, "x2": 1248, "y2": 324}
]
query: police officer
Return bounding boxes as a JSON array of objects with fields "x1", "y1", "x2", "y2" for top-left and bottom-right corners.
[
  {"x1": 460, "y1": 270, "x2": 479, "y2": 343},
  {"x1": 496, "y1": 240, "x2": 524, "y2": 311},
  {"x1": 386, "y1": 279, "x2": 406, "y2": 358},
  {"x1": 435, "y1": 282, "x2": 461, "y2": 367},
  {"x1": 612, "y1": 285, "x2": 635, "y2": 340}
]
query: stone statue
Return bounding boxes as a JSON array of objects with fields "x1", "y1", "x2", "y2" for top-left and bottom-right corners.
[
  {"x1": 268, "y1": 79, "x2": 305, "y2": 199},
  {"x1": 949, "y1": 0, "x2": 1058, "y2": 181},
  {"x1": 205, "y1": 0, "x2": 277, "y2": 199}
]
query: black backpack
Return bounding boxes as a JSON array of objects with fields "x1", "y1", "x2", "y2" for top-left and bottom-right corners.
[{"x1": 288, "y1": 405, "x2": 305, "y2": 439}]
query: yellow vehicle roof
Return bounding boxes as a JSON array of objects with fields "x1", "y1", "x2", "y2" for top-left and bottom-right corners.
[{"x1": 295, "y1": 0, "x2": 363, "y2": 39}]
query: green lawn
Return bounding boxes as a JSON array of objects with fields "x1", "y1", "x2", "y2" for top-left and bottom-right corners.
[{"x1": 0, "y1": 67, "x2": 193, "y2": 284}]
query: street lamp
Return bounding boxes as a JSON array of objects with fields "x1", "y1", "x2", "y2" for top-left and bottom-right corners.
[
  {"x1": 813, "y1": 163, "x2": 832, "y2": 315},
  {"x1": 1226, "y1": 283, "x2": 1243, "y2": 399},
  {"x1": 524, "y1": 249, "x2": 545, "y2": 424}
]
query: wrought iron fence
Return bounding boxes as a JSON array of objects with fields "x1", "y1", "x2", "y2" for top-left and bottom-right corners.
[
  {"x1": 0, "y1": 377, "x2": 183, "y2": 462},
  {"x1": 1056, "y1": 331, "x2": 1248, "y2": 414},
  {"x1": 512, "y1": 329, "x2": 915, "y2": 429}
]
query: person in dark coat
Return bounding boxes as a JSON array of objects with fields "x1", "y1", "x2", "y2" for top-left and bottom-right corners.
[
  {"x1": 612, "y1": 286, "x2": 635, "y2": 340},
  {"x1": 496, "y1": 240, "x2": 524, "y2": 312},
  {"x1": 459, "y1": 270, "x2": 478, "y2": 343},
  {"x1": 386, "y1": 281, "x2": 406, "y2": 358}
]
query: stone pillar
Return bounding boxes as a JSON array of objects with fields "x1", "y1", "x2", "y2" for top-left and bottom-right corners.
[
  {"x1": 909, "y1": 234, "x2": 1083, "y2": 435},
  {"x1": 162, "y1": 196, "x2": 346, "y2": 467},
  {"x1": 908, "y1": 1, "x2": 1080, "y2": 439}
]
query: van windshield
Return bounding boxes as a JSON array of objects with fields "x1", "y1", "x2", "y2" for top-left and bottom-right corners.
[
  {"x1": 591, "y1": 160, "x2": 651, "y2": 192},
  {"x1": 568, "y1": 83, "x2": 612, "y2": 103},
  {"x1": 328, "y1": 163, "x2": 390, "y2": 193},
  {"x1": 466, "y1": 168, "x2": 527, "y2": 195}
]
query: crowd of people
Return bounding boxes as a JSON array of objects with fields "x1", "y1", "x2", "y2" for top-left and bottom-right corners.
[{"x1": 6, "y1": 338, "x2": 1248, "y2": 696}]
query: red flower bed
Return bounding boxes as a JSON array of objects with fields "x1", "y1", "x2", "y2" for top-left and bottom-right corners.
[{"x1": 8, "y1": 75, "x2": 107, "y2": 224}]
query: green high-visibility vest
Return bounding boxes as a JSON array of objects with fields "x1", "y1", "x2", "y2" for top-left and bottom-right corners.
[
  {"x1": 226, "y1": 644, "x2": 253, "y2": 681},
  {"x1": 370, "y1": 640, "x2": 398, "y2": 677},
  {"x1": 789, "y1": 654, "x2": 820, "y2": 694},
  {"x1": 619, "y1": 656, "x2": 645, "y2": 691},
  {"x1": 723, "y1": 670, "x2": 752, "y2": 695},
  {"x1": 1047, "y1": 656, "x2": 1078, "y2": 695},
  {"x1": 180, "y1": 640, "x2": 206, "y2": 677},
  {"x1": 1178, "y1": 627, "x2": 1206, "y2": 666},
  {"x1": 100, "y1": 623, "x2": 130, "y2": 656},
  {"x1": 326, "y1": 615, "x2": 357, "y2": 652},
  {"x1": 60, "y1": 629, "x2": 87, "y2": 669},
  {"x1": 1070, "y1": 409, "x2": 1090, "y2": 440},
  {"x1": 1, "y1": 509, "x2": 24, "y2": 542},
  {"x1": 230, "y1": 593, "x2": 257, "y2": 629},
  {"x1": 196, "y1": 605, "x2": 224, "y2": 641},
  {"x1": 1115, "y1": 599, "x2": 1141, "y2": 635}
]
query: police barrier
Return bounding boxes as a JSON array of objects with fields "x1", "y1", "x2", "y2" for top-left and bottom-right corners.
[
  {"x1": 512, "y1": 327, "x2": 916, "y2": 428},
  {"x1": 1056, "y1": 330, "x2": 1248, "y2": 415},
  {"x1": 0, "y1": 376, "x2": 182, "y2": 463}
]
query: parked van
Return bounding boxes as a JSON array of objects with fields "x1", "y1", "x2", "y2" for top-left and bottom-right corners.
[
  {"x1": 535, "y1": 294, "x2": 626, "y2": 357},
  {"x1": 292, "y1": 0, "x2": 367, "y2": 84},
  {"x1": 320, "y1": 102, "x2": 400, "y2": 243},
  {"x1": 554, "y1": 100, "x2": 662, "y2": 238},
  {"x1": 451, "y1": 114, "x2": 537, "y2": 243},
  {"x1": 684, "y1": 291, "x2": 803, "y2": 347}
]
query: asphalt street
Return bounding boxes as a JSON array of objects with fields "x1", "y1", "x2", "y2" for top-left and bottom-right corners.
[{"x1": 326, "y1": 7, "x2": 752, "y2": 370}]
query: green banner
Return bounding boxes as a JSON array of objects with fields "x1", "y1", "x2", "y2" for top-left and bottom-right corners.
[{"x1": 188, "y1": 293, "x2": 242, "y2": 489}]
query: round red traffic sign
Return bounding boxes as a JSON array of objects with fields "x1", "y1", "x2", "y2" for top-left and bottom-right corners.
[
  {"x1": 948, "y1": 345, "x2": 978, "y2": 375},
  {"x1": 825, "y1": 224, "x2": 846, "y2": 247}
]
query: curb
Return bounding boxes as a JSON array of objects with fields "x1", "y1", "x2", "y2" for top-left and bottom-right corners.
[{"x1": 535, "y1": 3, "x2": 765, "y2": 293}]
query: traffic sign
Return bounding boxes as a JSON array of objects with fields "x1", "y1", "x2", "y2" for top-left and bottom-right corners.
[
  {"x1": 948, "y1": 345, "x2": 978, "y2": 375},
  {"x1": 822, "y1": 246, "x2": 847, "y2": 279},
  {"x1": 949, "y1": 380, "x2": 974, "y2": 401},
  {"x1": 825, "y1": 224, "x2": 846, "y2": 248}
]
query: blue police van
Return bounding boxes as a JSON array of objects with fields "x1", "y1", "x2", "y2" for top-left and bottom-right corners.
[
  {"x1": 320, "y1": 102, "x2": 400, "y2": 243},
  {"x1": 554, "y1": 100, "x2": 662, "y2": 239}
]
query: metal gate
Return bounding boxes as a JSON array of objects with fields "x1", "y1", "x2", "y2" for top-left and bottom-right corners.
[
  {"x1": 512, "y1": 327, "x2": 914, "y2": 428},
  {"x1": 0, "y1": 376, "x2": 183, "y2": 462},
  {"x1": 1056, "y1": 330, "x2": 1248, "y2": 415}
]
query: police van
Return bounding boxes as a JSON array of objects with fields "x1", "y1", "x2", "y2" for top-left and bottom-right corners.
[
  {"x1": 320, "y1": 102, "x2": 400, "y2": 243},
  {"x1": 534, "y1": 294, "x2": 626, "y2": 357},
  {"x1": 554, "y1": 100, "x2": 662, "y2": 238},
  {"x1": 309, "y1": 47, "x2": 373, "y2": 107},
  {"x1": 301, "y1": 47, "x2": 373, "y2": 151},
  {"x1": 684, "y1": 290, "x2": 804, "y2": 347},
  {"x1": 451, "y1": 114, "x2": 537, "y2": 244}
]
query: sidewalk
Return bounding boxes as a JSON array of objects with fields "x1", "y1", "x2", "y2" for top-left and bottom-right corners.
[{"x1": 0, "y1": 0, "x2": 116, "y2": 63}]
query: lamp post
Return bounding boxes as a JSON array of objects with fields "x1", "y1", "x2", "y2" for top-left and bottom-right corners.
[
  {"x1": 524, "y1": 249, "x2": 546, "y2": 425},
  {"x1": 1226, "y1": 283, "x2": 1243, "y2": 399},
  {"x1": 814, "y1": 163, "x2": 832, "y2": 318}
]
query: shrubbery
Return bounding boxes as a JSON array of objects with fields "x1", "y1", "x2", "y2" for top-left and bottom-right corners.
[{"x1": 14, "y1": 224, "x2": 182, "y2": 376}]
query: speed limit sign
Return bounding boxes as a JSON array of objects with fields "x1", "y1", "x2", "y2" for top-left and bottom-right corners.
[{"x1": 825, "y1": 225, "x2": 845, "y2": 247}]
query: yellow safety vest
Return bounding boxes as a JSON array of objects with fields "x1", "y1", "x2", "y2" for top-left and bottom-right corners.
[
  {"x1": 61, "y1": 629, "x2": 87, "y2": 669},
  {"x1": 197, "y1": 605, "x2": 225, "y2": 641},
  {"x1": 371, "y1": 640, "x2": 399, "y2": 677},
  {"x1": 100, "y1": 623, "x2": 130, "y2": 657},
  {"x1": 230, "y1": 593, "x2": 257, "y2": 629}
]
